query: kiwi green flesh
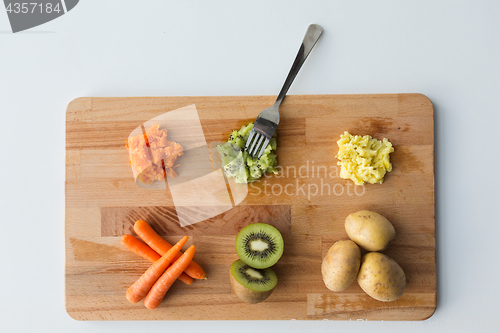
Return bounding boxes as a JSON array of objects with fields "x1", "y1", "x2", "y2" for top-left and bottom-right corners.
[
  {"x1": 230, "y1": 260, "x2": 277, "y2": 304},
  {"x1": 230, "y1": 259, "x2": 278, "y2": 292},
  {"x1": 216, "y1": 122, "x2": 278, "y2": 184},
  {"x1": 236, "y1": 223, "x2": 284, "y2": 269}
]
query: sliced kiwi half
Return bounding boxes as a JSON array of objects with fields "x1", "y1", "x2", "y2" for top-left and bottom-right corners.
[
  {"x1": 229, "y1": 259, "x2": 278, "y2": 304},
  {"x1": 235, "y1": 223, "x2": 284, "y2": 269}
]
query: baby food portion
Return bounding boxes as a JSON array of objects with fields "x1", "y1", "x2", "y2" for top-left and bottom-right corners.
[
  {"x1": 126, "y1": 124, "x2": 184, "y2": 185},
  {"x1": 336, "y1": 131, "x2": 394, "y2": 185},
  {"x1": 217, "y1": 122, "x2": 278, "y2": 183}
]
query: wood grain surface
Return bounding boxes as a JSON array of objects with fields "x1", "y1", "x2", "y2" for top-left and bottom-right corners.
[{"x1": 65, "y1": 94, "x2": 435, "y2": 321}]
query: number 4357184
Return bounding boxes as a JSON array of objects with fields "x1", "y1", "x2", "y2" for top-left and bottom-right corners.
[{"x1": 6, "y1": 2, "x2": 62, "y2": 14}]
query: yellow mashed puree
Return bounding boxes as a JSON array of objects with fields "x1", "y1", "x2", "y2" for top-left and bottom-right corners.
[{"x1": 336, "y1": 131, "x2": 394, "y2": 185}]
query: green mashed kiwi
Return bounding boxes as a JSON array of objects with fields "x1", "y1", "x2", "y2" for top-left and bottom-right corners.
[{"x1": 216, "y1": 123, "x2": 278, "y2": 183}]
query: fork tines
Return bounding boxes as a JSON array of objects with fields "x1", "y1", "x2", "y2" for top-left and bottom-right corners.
[{"x1": 247, "y1": 131, "x2": 270, "y2": 159}]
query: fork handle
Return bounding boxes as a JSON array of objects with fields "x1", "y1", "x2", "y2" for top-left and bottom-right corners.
[{"x1": 275, "y1": 24, "x2": 324, "y2": 107}]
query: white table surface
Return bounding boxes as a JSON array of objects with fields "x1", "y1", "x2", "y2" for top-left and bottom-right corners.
[{"x1": 1, "y1": 1, "x2": 499, "y2": 332}]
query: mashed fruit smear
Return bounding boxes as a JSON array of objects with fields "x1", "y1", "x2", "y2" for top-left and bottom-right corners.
[
  {"x1": 336, "y1": 131, "x2": 394, "y2": 185},
  {"x1": 126, "y1": 124, "x2": 183, "y2": 185},
  {"x1": 216, "y1": 122, "x2": 278, "y2": 183}
]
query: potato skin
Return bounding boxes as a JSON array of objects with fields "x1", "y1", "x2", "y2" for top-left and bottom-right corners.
[
  {"x1": 345, "y1": 210, "x2": 396, "y2": 251},
  {"x1": 321, "y1": 240, "x2": 361, "y2": 291},
  {"x1": 357, "y1": 252, "x2": 406, "y2": 302}
]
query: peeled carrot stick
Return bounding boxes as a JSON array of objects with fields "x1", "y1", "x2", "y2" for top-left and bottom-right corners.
[
  {"x1": 134, "y1": 220, "x2": 206, "y2": 280},
  {"x1": 176, "y1": 272, "x2": 193, "y2": 285},
  {"x1": 144, "y1": 245, "x2": 196, "y2": 309},
  {"x1": 121, "y1": 234, "x2": 193, "y2": 285},
  {"x1": 126, "y1": 236, "x2": 189, "y2": 303},
  {"x1": 121, "y1": 234, "x2": 162, "y2": 262}
]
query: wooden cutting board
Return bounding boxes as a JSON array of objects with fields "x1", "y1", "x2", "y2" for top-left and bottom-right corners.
[{"x1": 65, "y1": 94, "x2": 436, "y2": 321}]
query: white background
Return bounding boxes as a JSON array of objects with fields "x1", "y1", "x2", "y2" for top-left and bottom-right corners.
[{"x1": 1, "y1": 1, "x2": 499, "y2": 332}]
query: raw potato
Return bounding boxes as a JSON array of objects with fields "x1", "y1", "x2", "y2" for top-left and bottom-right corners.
[
  {"x1": 345, "y1": 210, "x2": 396, "y2": 251},
  {"x1": 357, "y1": 252, "x2": 406, "y2": 302},
  {"x1": 321, "y1": 240, "x2": 361, "y2": 291}
]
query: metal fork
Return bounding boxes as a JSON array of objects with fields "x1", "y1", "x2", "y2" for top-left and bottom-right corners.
[{"x1": 246, "y1": 24, "x2": 323, "y2": 158}]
